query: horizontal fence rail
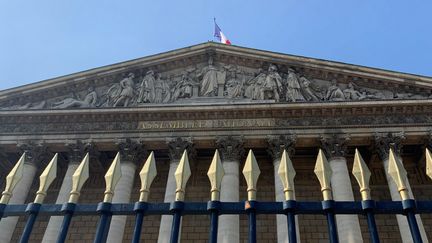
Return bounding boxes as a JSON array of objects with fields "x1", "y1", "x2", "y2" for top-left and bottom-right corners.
[{"x1": 0, "y1": 148, "x2": 431, "y2": 242}]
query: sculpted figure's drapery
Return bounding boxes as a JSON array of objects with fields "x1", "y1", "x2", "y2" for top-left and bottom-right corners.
[{"x1": 1, "y1": 55, "x2": 431, "y2": 110}]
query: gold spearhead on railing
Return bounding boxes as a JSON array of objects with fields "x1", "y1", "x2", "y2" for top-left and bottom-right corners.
[
  {"x1": 314, "y1": 149, "x2": 333, "y2": 200},
  {"x1": 426, "y1": 148, "x2": 432, "y2": 180},
  {"x1": 34, "y1": 153, "x2": 58, "y2": 204},
  {"x1": 103, "y1": 152, "x2": 122, "y2": 203},
  {"x1": 352, "y1": 149, "x2": 372, "y2": 200},
  {"x1": 242, "y1": 149, "x2": 261, "y2": 201},
  {"x1": 139, "y1": 151, "x2": 157, "y2": 202},
  {"x1": 0, "y1": 153, "x2": 26, "y2": 204},
  {"x1": 278, "y1": 149, "x2": 296, "y2": 200},
  {"x1": 174, "y1": 150, "x2": 191, "y2": 201},
  {"x1": 207, "y1": 150, "x2": 225, "y2": 201},
  {"x1": 388, "y1": 148, "x2": 410, "y2": 200},
  {"x1": 68, "y1": 153, "x2": 90, "y2": 203}
]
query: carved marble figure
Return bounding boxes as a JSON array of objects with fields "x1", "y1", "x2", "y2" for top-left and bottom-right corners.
[
  {"x1": 286, "y1": 68, "x2": 305, "y2": 102},
  {"x1": 52, "y1": 87, "x2": 98, "y2": 109},
  {"x1": 114, "y1": 73, "x2": 135, "y2": 107},
  {"x1": 153, "y1": 73, "x2": 171, "y2": 103},
  {"x1": 172, "y1": 71, "x2": 195, "y2": 101},
  {"x1": 138, "y1": 70, "x2": 156, "y2": 103},
  {"x1": 262, "y1": 64, "x2": 283, "y2": 101},
  {"x1": 198, "y1": 57, "x2": 222, "y2": 97},
  {"x1": 245, "y1": 69, "x2": 266, "y2": 100},
  {"x1": 326, "y1": 79, "x2": 345, "y2": 101},
  {"x1": 299, "y1": 76, "x2": 320, "y2": 101},
  {"x1": 343, "y1": 82, "x2": 366, "y2": 101},
  {"x1": 225, "y1": 66, "x2": 244, "y2": 98}
]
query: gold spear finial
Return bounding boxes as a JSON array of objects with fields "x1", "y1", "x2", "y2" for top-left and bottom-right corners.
[
  {"x1": 278, "y1": 149, "x2": 296, "y2": 200},
  {"x1": 207, "y1": 150, "x2": 225, "y2": 201},
  {"x1": 352, "y1": 149, "x2": 372, "y2": 200},
  {"x1": 174, "y1": 150, "x2": 191, "y2": 201},
  {"x1": 425, "y1": 148, "x2": 432, "y2": 180},
  {"x1": 68, "y1": 153, "x2": 90, "y2": 203},
  {"x1": 34, "y1": 153, "x2": 58, "y2": 204},
  {"x1": 388, "y1": 148, "x2": 410, "y2": 200},
  {"x1": 103, "y1": 152, "x2": 122, "y2": 203},
  {"x1": 242, "y1": 149, "x2": 261, "y2": 201},
  {"x1": 139, "y1": 151, "x2": 157, "y2": 202},
  {"x1": 314, "y1": 149, "x2": 333, "y2": 200},
  {"x1": 0, "y1": 153, "x2": 26, "y2": 204}
]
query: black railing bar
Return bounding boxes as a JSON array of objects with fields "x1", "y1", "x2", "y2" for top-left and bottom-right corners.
[{"x1": 2, "y1": 200, "x2": 432, "y2": 217}]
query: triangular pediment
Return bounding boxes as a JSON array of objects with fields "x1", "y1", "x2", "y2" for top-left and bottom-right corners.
[{"x1": 1, "y1": 42, "x2": 432, "y2": 110}]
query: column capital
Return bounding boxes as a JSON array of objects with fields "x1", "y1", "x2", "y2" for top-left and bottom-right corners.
[
  {"x1": 17, "y1": 141, "x2": 52, "y2": 168},
  {"x1": 267, "y1": 135, "x2": 296, "y2": 161},
  {"x1": 215, "y1": 136, "x2": 245, "y2": 161},
  {"x1": 320, "y1": 134, "x2": 350, "y2": 158},
  {"x1": 166, "y1": 137, "x2": 195, "y2": 161},
  {"x1": 115, "y1": 138, "x2": 147, "y2": 166},
  {"x1": 65, "y1": 140, "x2": 100, "y2": 164},
  {"x1": 374, "y1": 132, "x2": 405, "y2": 160}
]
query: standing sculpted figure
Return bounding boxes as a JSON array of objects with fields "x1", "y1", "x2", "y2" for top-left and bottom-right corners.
[
  {"x1": 326, "y1": 79, "x2": 345, "y2": 101},
  {"x1": 138, "y1": 70, "x2": 156, "y2": 103},
  {"x1": 153, "y1": 73, "x2": 171, "y2": 103},
  {"x1": 114, "y1": 73, "x2": 135, "y2": 107},
  {"x1": 245, "y1": 69, "x2": 266, "y2": 100},
  {"x1": 52, "y1": 87, "x2": 98, "y2": 109},
  {"x1": 199, "y1": 57, "x2": 220, "y2": 97},
  {"x1": 261, "y1": 64, "x2": 283, "y2": 101},
  {"x1": 286, "y1": 68, "x2": 305, "y2": 102}
]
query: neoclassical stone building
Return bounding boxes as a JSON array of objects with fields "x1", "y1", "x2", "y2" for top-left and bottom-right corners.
[{"x1": 0, "y1": 42, "x2": 431, "y2": 242}]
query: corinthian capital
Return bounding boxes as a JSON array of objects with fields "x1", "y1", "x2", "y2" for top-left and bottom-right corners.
[
  {"x1": 215, "y1": 136, "x2": 245, "y2": 161},
  {"x1": 267, "y1": 135, "x2": 296, "y2": 161},
  {"x1": 166, "y1": 137, "x2": 195, "y2": 161},
  {"x1": 374, "y1": 132, "x2": 405, "y2": 160},
  {"x1": 17, "y1": 141, "x2": 52, "y2": 168},
  {"x1": 66, "y1": 140, "x2": 99, "y2": 164},
  {"x1": 116, "y1": 138, "x2": 147, "y2": 166},
  {"x1": 320, "y1": 134, "x2": 350, "y2": 158}
]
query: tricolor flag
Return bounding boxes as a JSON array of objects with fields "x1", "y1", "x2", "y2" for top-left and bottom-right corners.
[{"x1": 214, "y1": 19, "x2": 231, "y2": 45}]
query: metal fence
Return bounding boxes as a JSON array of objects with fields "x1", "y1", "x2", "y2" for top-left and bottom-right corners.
[{"x1": 1, "y1": 148, "x2": 431, "y2": 243}]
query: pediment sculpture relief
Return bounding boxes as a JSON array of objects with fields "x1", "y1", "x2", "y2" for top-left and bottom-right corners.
[{"x1": 1, "y1": 57, "x2": 431, "y2": 110}]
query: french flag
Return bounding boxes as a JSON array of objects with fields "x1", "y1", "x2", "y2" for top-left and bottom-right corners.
[{"x1": 214, "y1": 19, "x2": 231, "y2": 45}]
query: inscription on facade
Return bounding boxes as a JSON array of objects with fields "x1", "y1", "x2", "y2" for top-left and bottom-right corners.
[{"x1": 137, "y1": 119, "x2": 276, "y2": 130}]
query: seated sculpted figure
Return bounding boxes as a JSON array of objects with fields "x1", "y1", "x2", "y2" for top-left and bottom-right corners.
[
  {"x1": 299, "y1": 76, "x2": 320, "y2": 101},
  {"x1": 52, "y1": 87, "x2": 97, "y2": 109},
  {"x1": 172, "y1": 72, "x2": 195, "y2": 101},
  {"x1": 326, "y1": 79, "x2": 345, "y2": 101},
  {"x1": 343, "y1": 82, "x2": 366, "y2": 100}
]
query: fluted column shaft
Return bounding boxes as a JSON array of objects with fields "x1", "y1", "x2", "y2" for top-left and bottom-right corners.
[
  {"x1": 0, "y1": 162, "x2": 37, "y2": 242},
  {"x1": 106, "y1": 161, "x2": 137, "y2": 243},
  {"x1": 376, "y1": 133, "x2": 428, "y2": 243},
  {"x1": 268, "y1": 135, "x2": 301, "y2": 243},
  {"x1": 321, "y1": 135, "x2": 363, "y2": 243},
  {"x1": 42, "y1": 162, "x2": 79, "y2": 242},
  {"x1": 158, "y1": 138, "x2": 194, "y2": 243},
  {"x1": 216, "y1": 136, "x2": 243, "y2": 243},
  {"x1": 328, "y1": 156, "x2": 363, "y2": 243}
]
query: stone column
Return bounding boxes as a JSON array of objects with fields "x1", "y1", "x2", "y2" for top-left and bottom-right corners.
[
  {"x1": 321, "y1": 135, "x2": 363, "y2": 243},
  {"x1": 375, "y1": 133, "x2": 428, "y2": 243},
  {"x1": 0, "y1": 142, "x2": 49, "y2": 243},
  {"x1": 267, "y1": 135, "x2": 301, "y2": 243},
  {"x1": 216, "y1": 136, "x2": 244, "y2": 243},
  {"x1": 42, "y1": 141, "x2": 98, "y2": 243},
  {"x1": 157, "y1": 138, "x2": 194, "y2": 243},
  {"x1": 106, "y1": 139, "x2": 146, "y2": 243}
]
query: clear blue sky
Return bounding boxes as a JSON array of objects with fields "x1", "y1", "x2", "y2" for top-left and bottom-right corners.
[{"x1": 1, "y1": 1, "x2": 431, "y2": 90}]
